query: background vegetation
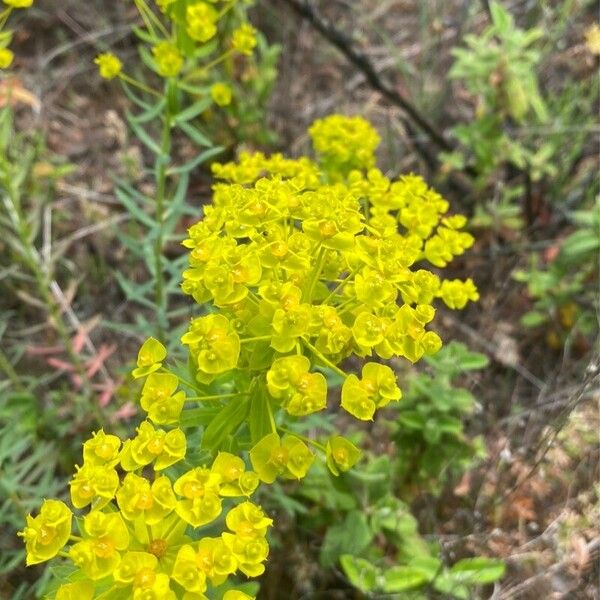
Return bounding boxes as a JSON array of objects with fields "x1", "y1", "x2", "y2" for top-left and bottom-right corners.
[{"x1": 0, "y1": 0, "x2": 598, "y2": 598}]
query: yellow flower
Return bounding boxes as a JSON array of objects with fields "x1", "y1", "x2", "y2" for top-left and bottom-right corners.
[
  {"x1": 0, "y1": 48, "x2": 14, "y2": 69},
  {"x1": 3, "y1": 0, "x2": 33, "y2": 7},
  {"x1": 69, "y1": 511, "x2": 129, "y2": 580},
  {"x1": 171, "y1": 545, "x2": 208, "y2": 594},
  {"x1": 120, "y1": 421, "x2": 187, "y2": 471},
  {"x1": 94, "y1": 53, "x2": 122, "y2": 80},
  {"x1": 224, "y1": 592, "x2": 255, "y2": 600},
  {"x1": 232, "y1": 23, "x2": 257, "y2": 55},
  {"x1": 152, "y1": 42, "x2": 183, "y2": 78},
  {"x1": 250, "y1": 433, "x2": 314, "y2": 483},
  {"x1": 585, "y1": 23, "x2": 600, "y2": 55},
  {"x1": 211, "y1": 82, "x2": 233, "y2": 107},
  {"x1": 211, "y1": 452, "x2": 259, "y2": 497},
  {"x1": 69, "y1": 463, "x2": 119, "y2": 509},
  {"x1": 132, "y1": 337, "x2": 167, "y2": 379},
  {"x1": 19, "y1": 500, "x2": 71, "y2": 565},
  {"x1": 83, "y1": 429, "x2": 121, "y2": 466},
  {"x1": 55, "y1": 581, "x2": 94, "y2": 600},
  {"x1": 225, "y1": 501, "x2": 273, "y2": 539},
  {"x1": 222, "y1": 532, "x2": 269, "y2": 577},
  {"x1": 186, "y1": 2, "x2": 218, "y2": 42},
  {"x1": 140, "y1": 372, "x2": 185, "y2": 425},
  {"x1": 173, "y1": 467, "x2": 223, "y2": 527},
  {"x1": 114, "y1": 551, "x2": 176, "y2": 598},
  {"x1": 325, "y1": 435, "x2": 362, "y2": 475},
  {"x1": 116, "y1": 473, "x2": 177, "y2": 524},
  {"x1": 196, "y1": 537, "x2": 237, "y2": 585}
]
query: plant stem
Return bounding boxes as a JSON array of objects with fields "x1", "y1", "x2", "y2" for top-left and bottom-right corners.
[
  {"x1": 153, "y1": 104, "x2": 172, "y2": 341},
  {"x1": 185, "y1": 392, "x2": 249, "y2": 402},
  {"x1": 279, "y1": 426, "x2": 326, "y2": 452},
  {"x1": 302, "y1": 339, "x2": 347, "y2": 378}
]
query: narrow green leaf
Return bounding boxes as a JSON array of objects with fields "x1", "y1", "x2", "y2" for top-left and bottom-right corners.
[
  {"x1": 115, "y1": 188, "x2": 155, "y2": 228},
  {"x1": 201, "y1": 397, "x2": 250, "y2": 450},
  {"x1": 166, "y1": 146, "x2": 223, "y2": 176},
  {"x1": 249, "y1": 393, "x2": 273, "y2": 444},
  {"x1": 382, "y1": 566, "x2": 428, "y2": 592},
  {"x1": 129, "y1": 98, "x2": 166, "y2": 125},
  {"x1": 174, "y1": 97, "x2": 213, "y2": 124},
  {"x1": 340, "y1": 555, "x2": 379, "y2": 593},
  {"x1": 126, "y1": 112, "x2": 164, "y2": 156},
  {"x1": 177, "y1": 120, "x2": 212, "y2": 147},
  {"x1": 450, "y1": 557, "x2": 505, "y2": 584}
]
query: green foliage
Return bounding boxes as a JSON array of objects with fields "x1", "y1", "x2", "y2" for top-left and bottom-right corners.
[
  {"x1": 444, "y1": 0, "x2": 597, "y2": 203},
  {"x1": 390, "y1": 342, "x2": 488, "y2": 495},
  {"x1": 444, "y1": 2, "x2": 549, "y2": 182},
  {"x1": 100, "y1": 1, "x2": 280, "y2": 344},
  {"x1": 514, "y1": 197, "x2": 600, "y2": 344},
  {"x1": 274, "y1": 342, "x2": 496, "y2": 597}
]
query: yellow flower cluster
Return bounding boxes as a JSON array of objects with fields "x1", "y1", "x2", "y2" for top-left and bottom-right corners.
[
  {"x1": 309, "y1": 114, "x2": 381, "y2": 177},
  {"x1": 93, "y1": 0, "x2": 258, "y2": 109},
  {"x1": 180, "y1": 115, "x2": 478, "y2": 428},
  {"x1": 20, "y1": 425, "x2": 270, "y2": 599},
  {"x1": 22, "y1": 116, "x2": 478, "y2": 596}
]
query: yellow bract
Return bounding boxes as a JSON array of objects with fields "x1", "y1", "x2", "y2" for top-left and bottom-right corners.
[
  {"x1": 3, "y1": 0, "x2": 33, "y2": 7},
  {"x1": 232, "y1": 24, "x2": 257, "y2": 55},
  {"x1": 94, "y1": 53, "x2": 122, "y2": 80},
  {"x1": 211, "y1": 82, "x2": 233, "y2": 107},
  {"x1": 19, "y1": 500, "x2": 71, "y2": 565},
  {"x1": 0, "y1": 48, "x2": 14, "y2": 69}
]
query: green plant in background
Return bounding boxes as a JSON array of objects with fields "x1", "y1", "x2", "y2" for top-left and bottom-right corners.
[
  {"x1": 444, "y1": 2, "x2": 548, "y2": 183},
  {"x1": 276, "y1": 342, "x2": 496, "y2": 598},
  {"x1": 0, "y1": 107, "x2": 106, "y2": 421},
  {"x1": 514, "y1": 197, "x2": 600, "y2": 348},
  {"x1": 444, "y1": 2, "x2": 599, "y2": 217},
  {"x1": 19, "y1": 116, "x2": 489, "y2": 599},
  {"x1": 0, "y1": 106, "x2": 119, "y2": 598},
  {"x1": 391, "y1": 341, "x2": 488, "y2": 496},
  {"x1": 95, "y1": 0, "x2": 279, "y2": 343}
]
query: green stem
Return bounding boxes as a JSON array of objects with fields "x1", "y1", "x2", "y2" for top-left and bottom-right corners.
[
  {"x1": 305, "y1": 245, "x2": 326, "y2": 302},
  {"x1": 158, "y1": 367, "x2": 197, "y2": 391},
  {"x1": 135, "y1": 0, "x2": 169, "y2": 38},
  {"x1": 302, "y1": 339, "x2": 347, "y2": 378},
  {"x1": 266, "y1": 396, "x2": 277, "y2": 434},
  {"x1": 119, "y1": 73, "x2": 162, "y2": 98},
  {"x1": 0, "y1": 7, "x2": 12, "y2": 30},
  {"x1": 239, "y1": 335, "x2": 272, "y2": 344},
  {"x1": 280, "y1": 427, "x2": 326, "y2": 452},
  {"x1": 153, "y1": 102, "x2": 172, "y2": 341},
  {"x1": 321, "y1": 265, "x2": 358, "y2": 305},
  {"x1": 184, "y1": 49, "x2": 234, "y2": 81},
  {"x1": 185, "y1": 392, "x2": 249, "y2": 402}
]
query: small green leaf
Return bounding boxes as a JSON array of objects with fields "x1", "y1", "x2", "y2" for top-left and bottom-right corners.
[
  {"x1": 174, "y1": 97, "x2": 213, "y2": 124},
  {"x1": 382, "y1": 566, "x2": 428, "y2": 592},
  {"x1": 248, "y1": 393, "x2": 273, "y2": 445},
  {"x1": 521, "y1": 310, "x2": 547, "y2": 327},
  {"x1": 319, "y1": 511, "x2": 373, "y2": 568},
  {"x1": 340, "y1": 555, "x2": 379, "y2": 593},
  {"x1": 201, "y1": 397, "x2": 250, "y2": 450},
  {"x1": 179, "y1": 406, "x2": 222, "y2": 428},
  {"x1": 178, "y1": 120, "x2": 212, "y2": 147},
  {"x1": 450, "y1": 557, "x2": 505, "y2": 584}
]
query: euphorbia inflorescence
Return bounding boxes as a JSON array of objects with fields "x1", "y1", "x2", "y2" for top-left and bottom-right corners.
[{"x1": 22, "y1": 115, "x2": 478, "y2": 598}]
